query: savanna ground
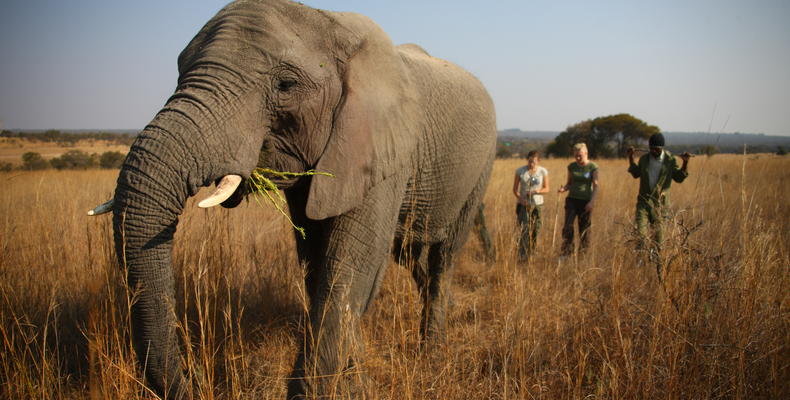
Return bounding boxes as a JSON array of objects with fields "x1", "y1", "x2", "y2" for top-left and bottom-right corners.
[
  {"x1": 0, "y1": 137, "x2": 128, "y2": 165},
  {"x1": 1, "y1": 155, "x2": 788, "y2": 399}
]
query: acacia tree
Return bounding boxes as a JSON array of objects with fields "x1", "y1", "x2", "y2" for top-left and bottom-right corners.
[{"x1": 547, "y1": 114, "x2": 659, "y2": 158}]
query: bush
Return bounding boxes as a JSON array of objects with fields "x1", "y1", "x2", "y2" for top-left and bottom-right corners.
[
  {"x1": 700, "y1": 145, "x2": 719, "y2": 157},
  {"x1": 496, "y1": 144, "x2": 513, "y2": 158},
  {"x1": 49, "y1": 150, "x2": 97, "y2": 170},
  {"x1": 0, "y1": 162, "x2": 13, "y2": 172},
  {"x1": 99, "y1": 151, "x2": 125, "y2": 169},
  {"x1": 22, "y1": 152, "x2": 49, "y2": 170}
]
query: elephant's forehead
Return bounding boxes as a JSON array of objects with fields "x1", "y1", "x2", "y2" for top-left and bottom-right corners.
[{"x1": 186, "y1": 1, "x2": 334, "y2": 73}]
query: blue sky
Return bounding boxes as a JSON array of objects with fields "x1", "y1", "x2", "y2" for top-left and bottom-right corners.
[{"x1": 1, "y1": 0, "x2": 789, "y2": 135}]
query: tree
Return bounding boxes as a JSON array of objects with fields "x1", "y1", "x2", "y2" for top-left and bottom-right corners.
[
  {"x1": 22, "y1": 152, "x2": 49, "y2": 170},
  {"x1": 777, "y1": 146, "x2": 787, "y2": 156},
  {"x1": 99, "y1": 151, "x2": 125, "y2": 169},
  {"x1": 546, "y1": 119, "x2": 592, "y2": 157},
  {"x1": 546, "y1": 114, "x2": 659, "y2": 158}
]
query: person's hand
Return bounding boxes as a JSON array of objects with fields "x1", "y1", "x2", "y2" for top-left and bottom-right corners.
[
  {"x1": 558, "y1": 185, "x2": 567, "y2": 193},
  {"x1": 626, "y1": 146, "x2": 635, "y2": 158},
  {"x1": 585, "y1": 201, "x2": 594, "y2": 212},
  {"x1": 680, "y1": 152, "x2": 691, "y2": 163}
]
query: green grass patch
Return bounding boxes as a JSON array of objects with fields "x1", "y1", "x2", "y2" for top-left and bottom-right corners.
[{"x1": 246, "y1": 168, "x2": 333, "y2": 239}]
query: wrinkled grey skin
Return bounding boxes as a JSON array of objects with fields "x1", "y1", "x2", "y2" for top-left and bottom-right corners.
[{"x1": 110, "y1": 0, "x2": 495, "y2": 398}]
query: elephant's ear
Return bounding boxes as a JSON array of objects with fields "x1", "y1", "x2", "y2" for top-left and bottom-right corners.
[{"x1": 306, "y1": 14, "x2": 419, "y2": 220}]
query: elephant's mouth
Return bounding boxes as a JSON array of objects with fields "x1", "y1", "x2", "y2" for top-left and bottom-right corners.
[
  {"x1": 217, "y1": 170, "x2": 306, "y2": 209},
  {"x1": 88, "y1": 170, "x2": 304, "y2": 215}
]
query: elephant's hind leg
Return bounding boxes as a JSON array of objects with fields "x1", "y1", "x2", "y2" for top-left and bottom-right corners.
[{"x1": 414, "y1": 169, "x2": 489, "y2": 343}]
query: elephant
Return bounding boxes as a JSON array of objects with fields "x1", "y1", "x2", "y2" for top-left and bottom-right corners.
[{"x1": 89, "y1": 0, "x2": 496, "y2": 398}]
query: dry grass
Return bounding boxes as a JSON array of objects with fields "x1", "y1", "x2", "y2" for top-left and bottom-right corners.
[
  {"x1": 1, "y1": 155, "x2": 788, "y2": 399},
  {"x1": 0, "y1": 138, "x2": 128, "y2": 165}
]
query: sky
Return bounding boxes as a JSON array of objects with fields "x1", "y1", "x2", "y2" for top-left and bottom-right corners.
[{"x1": 1, "y1": 0, "x2": 789, "y2": 135}]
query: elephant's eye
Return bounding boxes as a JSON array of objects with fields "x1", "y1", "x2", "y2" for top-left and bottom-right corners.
[{"x1": 277, "y1": 79, "x2": 298, "y2": 92}]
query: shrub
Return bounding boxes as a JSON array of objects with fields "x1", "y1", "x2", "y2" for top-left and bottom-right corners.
[
  {"x1": 99, "y1": 151, "x2": 125, "y2": 169},
  {"x1": 21, "y1": 152, "x2": 49, "y2": 170},
  {"x1": 0, "y1": 162, "x2": 13, "y2": 172},
  {"x1": 700, "y1": 145, "x2": 719, "y2": 157},
  {"x1": 49, "y1": 150, "x2": 97, "y2": 170}
]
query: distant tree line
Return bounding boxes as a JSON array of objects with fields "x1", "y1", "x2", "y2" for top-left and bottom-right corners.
[
  {"x1": 0, "y1": 150, "x2": 126, "y2": 172},
  {"x1": 660, "y1": 143, "x2": 788, "y2": 155},
  {"x1": 496, "y1": 138, "x2": 549, "y2": 159},
  {"x1": 0, "y1": 130, "x2": 136, "y2": 146}
]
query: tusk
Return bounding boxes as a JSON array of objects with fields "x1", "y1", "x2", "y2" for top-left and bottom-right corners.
[
  {"x1": 198, "y1": 175, "x2": 242, "y2": 208},
  {"x1": 88, "y1": 198, "x2": 114, "y2": 216}
]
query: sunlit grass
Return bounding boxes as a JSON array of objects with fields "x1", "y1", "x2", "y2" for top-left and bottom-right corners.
[{"x1": 1, "y1": 154, "x2": 787, "y2": 399}]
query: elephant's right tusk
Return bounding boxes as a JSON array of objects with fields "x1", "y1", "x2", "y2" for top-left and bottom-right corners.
[
  {"x1": 198, "y1": 175, "x2": 242, "y2": 208},
  {"x1": 88, "y1": 198, "x2": 114, "y2": 216}
]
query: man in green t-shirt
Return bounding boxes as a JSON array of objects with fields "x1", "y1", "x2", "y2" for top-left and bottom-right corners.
[{"x1": 627, "y1": 133, "x2": 690, "y2": 252}]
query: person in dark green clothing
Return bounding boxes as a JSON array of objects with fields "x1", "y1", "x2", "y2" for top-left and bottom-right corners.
[
  {"x1": 558, "y1": 143, "x2": 599, "y2": 256},
  {"x1": 627, "y1": 133, "x2": 690, "y2": 251}
]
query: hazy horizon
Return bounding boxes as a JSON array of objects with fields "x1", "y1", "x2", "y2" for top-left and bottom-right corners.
[{"x1": 1, "y1": 1, "x2": 789, "y2": 135}]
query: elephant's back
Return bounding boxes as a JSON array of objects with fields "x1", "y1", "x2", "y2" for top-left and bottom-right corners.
[
  {"x1": 398, "y1": 45, "x2": 495, "y2": 125},
  {"x1": 397, "y1": 44, "x2": 496, "y2": 149}
]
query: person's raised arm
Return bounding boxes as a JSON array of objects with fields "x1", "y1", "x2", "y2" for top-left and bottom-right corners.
[
  {"x1": 627, "y1": 147, "x2": 640, "y2": 179},
  {"x1": 672, "y1": 152, "x2": 690, "y2": 182}
]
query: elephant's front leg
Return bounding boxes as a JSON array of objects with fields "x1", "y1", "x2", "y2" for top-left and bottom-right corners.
[{"x1": 288, "y1": 177, "x2": 406, "y2": 399}]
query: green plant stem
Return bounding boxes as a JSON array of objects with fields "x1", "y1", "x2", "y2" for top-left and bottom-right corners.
[{"x1": 246, "y1": 168, "x2": 333, "y2": 239}]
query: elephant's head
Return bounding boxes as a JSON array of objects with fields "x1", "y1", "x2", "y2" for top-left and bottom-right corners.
[{"x1": 90, "y1": 0, "x2": 420, "y2": 396}]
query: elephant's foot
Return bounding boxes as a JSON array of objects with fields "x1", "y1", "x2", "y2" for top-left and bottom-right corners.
[
  {"x1": 286, "y1": 365, "x2": 370, "y2": 400},
  {"x1": 418, "y1": 294, "x2": 450, "y2": 348}
]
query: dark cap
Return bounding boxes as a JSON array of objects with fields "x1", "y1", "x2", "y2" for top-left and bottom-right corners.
[{"x1": 649, "y1": 133, "x2": 665, "y2": 147}]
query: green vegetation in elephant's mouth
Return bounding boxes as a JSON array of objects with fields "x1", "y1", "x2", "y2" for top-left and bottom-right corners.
[{"x1": 246, "y1": 168, "x2": 334, "y2": 239}]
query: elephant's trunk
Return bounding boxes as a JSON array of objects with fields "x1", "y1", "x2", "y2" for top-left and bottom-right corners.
[
  {"x1": 107, "y1": 58, "x2": 264, "y2": 398},
  {"x1": 112, "y1": 125, "x2": 197, "y2": 399}
]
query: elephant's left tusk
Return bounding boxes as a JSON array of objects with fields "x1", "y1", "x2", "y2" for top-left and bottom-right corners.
[
  {"x1": 198, "y1": 175, "x2": 242, "y2": 208},
  {"x1": 88, "y1": 198, "x2": 114, "y2": 216}
]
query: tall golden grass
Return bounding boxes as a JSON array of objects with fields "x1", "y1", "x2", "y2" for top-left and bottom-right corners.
[{"x1": 1, "y1": 155, "x2": 787, "y2": 399}]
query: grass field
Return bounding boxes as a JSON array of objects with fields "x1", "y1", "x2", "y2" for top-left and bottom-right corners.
[{"x1": 1, "y1": 155, "x2": 788, "y2": 399}]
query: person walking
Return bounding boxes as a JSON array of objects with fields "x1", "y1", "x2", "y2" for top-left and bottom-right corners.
[
  {"x1": 513, "y1": 150, "x2": 549, "y2": 262},
  {"x1": 627, "y1": 133, "x2": 690, "y2": 252},
  {"x1": 558, "y1": 143, "x2": 599, "y2": 257}
]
